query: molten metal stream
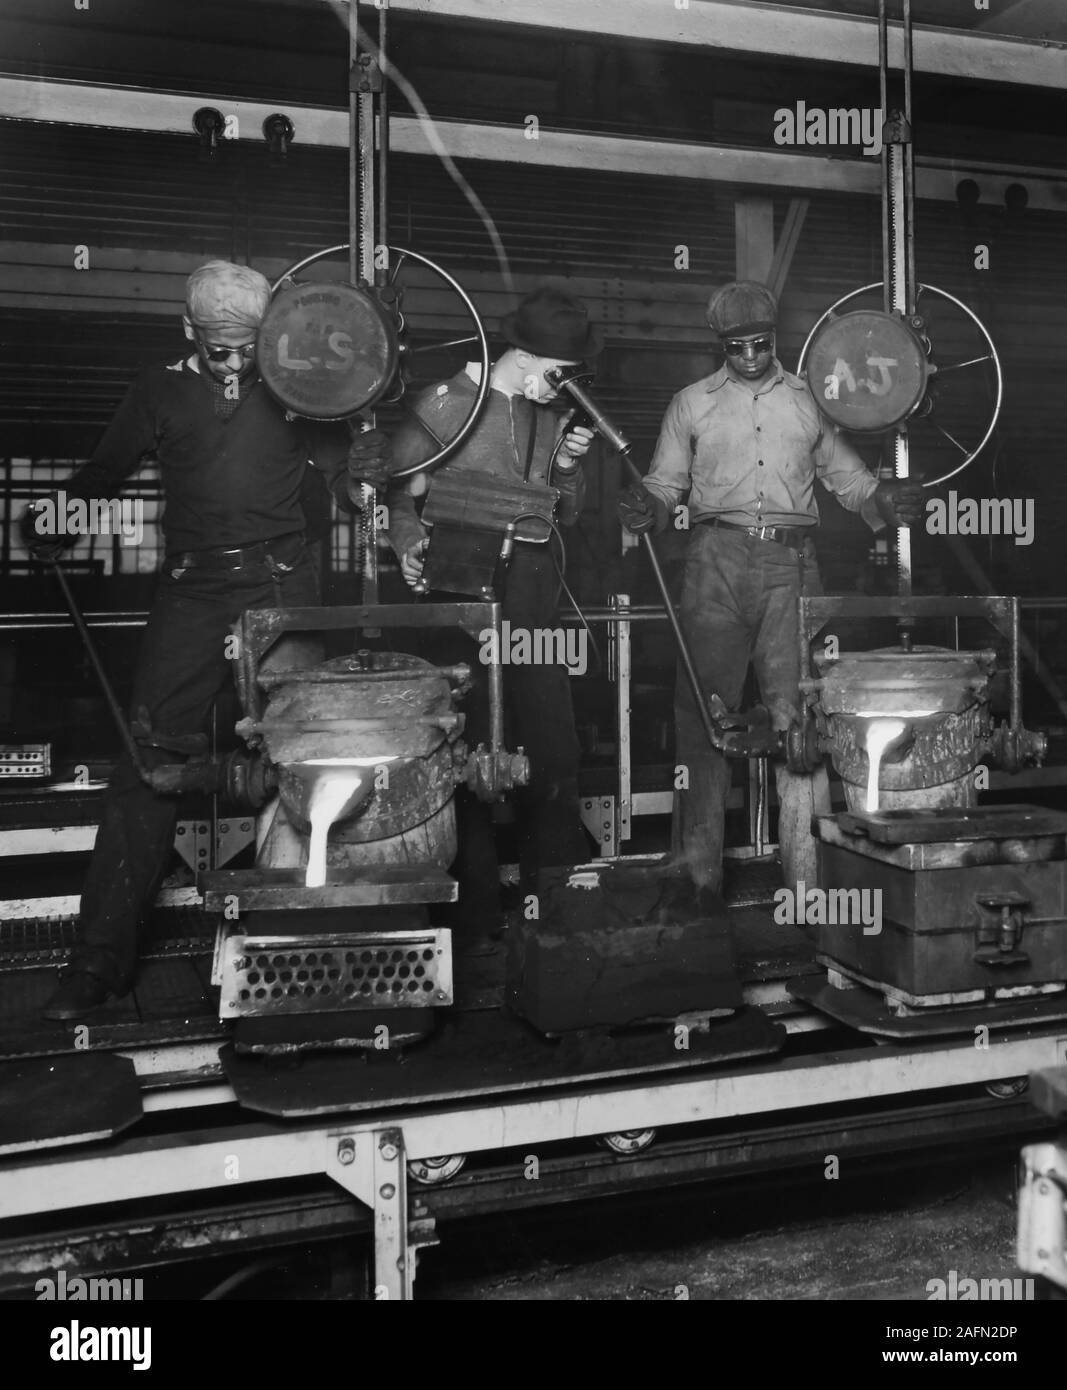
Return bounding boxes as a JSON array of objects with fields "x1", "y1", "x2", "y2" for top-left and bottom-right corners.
[
  {"x1": 863, "y1": 718, "x2": 906, "y2": 814},
  {"x1": 299, "y1": 756, "x2": 396, "y2": 888}
]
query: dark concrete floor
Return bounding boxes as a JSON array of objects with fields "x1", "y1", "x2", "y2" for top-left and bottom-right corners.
[{"x1": 416, "y1": 1156, "x2": 1030, "y2": 1301}]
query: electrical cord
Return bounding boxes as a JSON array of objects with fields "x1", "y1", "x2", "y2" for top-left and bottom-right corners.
[
  {"x1": 546, "y1": 431, "x2": 569, "y2": 479},
  {"x1": 510, "y1": 510, "x2": 603, "y2": 677}
]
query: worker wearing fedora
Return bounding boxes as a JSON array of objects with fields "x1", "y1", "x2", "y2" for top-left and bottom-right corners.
[
  {"x1": 618, "y1": 280, "x2": 924, "y2": 900},
  {"x1": 386, "y1": 286, "x2": 601, "y2": 925}
]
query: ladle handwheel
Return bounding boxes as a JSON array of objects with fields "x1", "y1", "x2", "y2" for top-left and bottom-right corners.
[
  {"x1": 797, "y1": 282, "x2": 1002, "y2": 487},
  {"x1": 258, "y1": 243, "x2": 491, "y2": 475}
]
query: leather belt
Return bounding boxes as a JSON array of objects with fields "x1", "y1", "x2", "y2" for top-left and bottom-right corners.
[
  {"x1": 699, "y1": 517, "x2": 813, "y2": 550},
  {"x1": 165, "y1": 531, "x2": 304, "y2": 570}
]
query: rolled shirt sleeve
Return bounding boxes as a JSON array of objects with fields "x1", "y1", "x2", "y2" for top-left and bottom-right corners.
[
  {"x1": 814, "y1": 425, "x2": 885, "y2": 531},
  {"x1": 641, "y1": 391, "x2": 692, "y2": 529}
]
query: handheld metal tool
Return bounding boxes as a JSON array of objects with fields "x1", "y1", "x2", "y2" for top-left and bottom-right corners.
[{"x1": 49, "y1": 559, "x2": 147, "y2": 777}]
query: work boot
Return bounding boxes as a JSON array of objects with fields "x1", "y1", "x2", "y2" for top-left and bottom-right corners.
[
  {"x1": 656, "y1": 875, "x2": 726, "y2": 922},
  {"x1": 42, "y1": 968, "x2": 114, "y2": 1021}
]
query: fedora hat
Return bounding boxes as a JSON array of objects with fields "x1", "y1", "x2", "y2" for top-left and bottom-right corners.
[{"x1": 501, "y1": 286, "x2": 602, "y2": 360}]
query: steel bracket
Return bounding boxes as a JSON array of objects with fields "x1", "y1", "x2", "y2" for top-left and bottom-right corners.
[
  {"x1": 325, "y1": 1126, "x2": 417, "y2": 1300},
  {"x1": 1017, "y1": 1141, "x2": 1067, "y2": 1291},
  {"x1": 882, "y1": 110, "x2": 912, "y2": 144},
  {"x1": 974, "y1": 892, "x2": 1030, "y2": 966},
  {"x1": 350, "y1": 54, "x2": 383, "y2": 94}
]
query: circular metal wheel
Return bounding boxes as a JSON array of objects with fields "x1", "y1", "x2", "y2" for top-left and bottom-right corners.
[
  {"x1": 797, "y1": 282, "x2": 1003, "y2": 488},
  {"x1": 263, "y1": 243, "x2": 491, "y2": 476},
  {"x1": 407, "y1": 1154, "x2": 468, "y2": 1185},
  {"x1": 597, "y1": 1129, "x2": 657, "y2": 1155},
  {"x1": 984, "y1": 1077, "x2": 1029, "y2": 1100}
]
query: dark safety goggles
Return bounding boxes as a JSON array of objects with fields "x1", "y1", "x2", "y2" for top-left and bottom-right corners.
[
  {"x1": 723, "y1": 336, "x2": 774, "y2": 355},
  {"x1": 197, "y1": 339, "x2": 257, "y2": 362},
  {"x1": 543, "y1": 362, "x2": 595, "y2": 389}
]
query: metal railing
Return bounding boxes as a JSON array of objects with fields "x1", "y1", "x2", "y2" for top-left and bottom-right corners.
[{"x1": 5, "y1": 594, "x2": 1067, "y2": 862}]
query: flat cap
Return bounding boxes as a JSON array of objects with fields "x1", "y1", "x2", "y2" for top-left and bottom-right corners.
[{"x1": 706, "y1": 281, "x2": 778, "y2": 338}]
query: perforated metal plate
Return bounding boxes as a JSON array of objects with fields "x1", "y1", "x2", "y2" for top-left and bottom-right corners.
[
  {"x1": 219, "y1": 929, "x2": 453, "y2": 1018},
  {"x1": 0, "y1": 744, "x2": 50, "y2": 778}
]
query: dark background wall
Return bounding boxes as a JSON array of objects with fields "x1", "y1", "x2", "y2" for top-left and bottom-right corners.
[{"x1": 1, "y1": 0, "x2": 1066, "y2": 737}]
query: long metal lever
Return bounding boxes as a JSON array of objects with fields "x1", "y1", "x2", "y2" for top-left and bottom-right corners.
[{"x1": 49, "y1": 560, "x2": 147, "y2": 776}]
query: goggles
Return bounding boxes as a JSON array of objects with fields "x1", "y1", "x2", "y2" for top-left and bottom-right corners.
[
  {"x1": 543, "y1": 362, "x2": 595, "y2": 389},
  {"x1": 197, "y1": 338, "x2": 257, "y2": 362},
  {"x1": 723, "y1": 336, "x2": 774, "y2": 356}
]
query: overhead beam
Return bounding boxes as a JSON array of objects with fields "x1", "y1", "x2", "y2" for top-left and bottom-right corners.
[
  {"x1": 390, "y1": 0, "x2": 1067, "y2": 90},
  {"x1": 0, "y1": 243, "x2": 728, "y2": 343},
  {"x1": 2, "y1": 78, "x2": 1066, "y2": 212}
]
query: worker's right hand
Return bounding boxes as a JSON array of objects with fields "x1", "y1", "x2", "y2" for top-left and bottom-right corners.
[
  {"x1": 18, "y1": 499, "x2": 67, "y2": 562},
  {"x1": 346, "y1": 428, "x2": 393, "y2": 491},
  {"x1": 617, "y1": 483, "x2": 657, "y2": 535},
  {"x1": 400, "y1": 537, "x2": 429, "y2": 588}
]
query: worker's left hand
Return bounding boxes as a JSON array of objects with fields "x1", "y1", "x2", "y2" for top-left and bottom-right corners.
[
  {"x1": 555, "y1": 424, "x2": 595, "y2": 473},
  {"x1": 18, "y1": 499, "x2": 67, "y2": 562},
  {"x1": 874, "y1": 480, "x2": 925, "y2": 528},
  {"x1": 346, "y1": 429, "x2": 393, "y2": 491}
]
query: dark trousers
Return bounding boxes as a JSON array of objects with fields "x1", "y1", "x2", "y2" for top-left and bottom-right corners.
[
  {"x1": 73, "y1": 534, "x2": 320, "y2": 990},
  {"x1": 424, "y1": 545, "x2": 589, "y2": 928},
  {"x1": 673, "y1": 527, "x2": 830, "y2": 894}
]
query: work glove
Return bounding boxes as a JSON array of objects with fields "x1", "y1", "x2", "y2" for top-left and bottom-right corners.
[
  {"x1": 554, "y1": 414, "x2": 596, "y2": 476},
  {"x1": 18, "y1": 497, "x2": 68, "y2": 562},
  {"x1": 346, "y1": 428, "x2": 394, "y2": 492},
  {"x1": 617, "y1": 482, "x2": 658, "y2": 535},
  {"x1": 874, "y1": 480, "x2": 925, "y2": 528}
]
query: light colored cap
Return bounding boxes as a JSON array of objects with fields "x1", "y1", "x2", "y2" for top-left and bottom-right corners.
[{"x1": 185, "y1": 260, "x2": 271, "y2": 336}]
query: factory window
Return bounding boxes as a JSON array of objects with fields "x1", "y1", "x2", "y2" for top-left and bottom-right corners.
[{"x1": 3, "y1": 458, "x2": 164, "y2": 577}]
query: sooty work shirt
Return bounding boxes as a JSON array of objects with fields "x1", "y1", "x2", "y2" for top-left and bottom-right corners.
[
  {"x1": 643, "y1": 361, "x2": 884, "y2": 531},
  {"x1": 64, "y1": 359, "x2": 349, "y2": 556}
]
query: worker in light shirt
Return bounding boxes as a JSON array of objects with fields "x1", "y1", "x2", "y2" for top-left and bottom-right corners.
[{"x1": 618, "y1": 280, "x2": 922, "y2": 901}]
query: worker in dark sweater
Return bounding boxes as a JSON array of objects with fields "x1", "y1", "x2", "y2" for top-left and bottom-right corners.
[
  {"x1": 386, "y1": 286, "x2": 598, "y2": 926},
  {"x1": 22, "y1": 260, "x2": 390, "y2": 1020}
]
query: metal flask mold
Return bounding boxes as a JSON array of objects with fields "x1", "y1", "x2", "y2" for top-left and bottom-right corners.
[
  {"x1": 254, "y1": 651, "x2": 463, "y2": 878},
  {"x1": 811, "y1": 645, "x2": 997, "y2": 813}
]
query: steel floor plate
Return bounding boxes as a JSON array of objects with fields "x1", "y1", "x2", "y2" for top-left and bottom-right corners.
[
  {"x1": 219, "y1": 1005, "x2": 785, "y2": 1117},
  {"x1": 0, "y1": 956, "x2": 224, "y2": 1060},
  {"x1": 0, "y1": 1053, "x2": 142, "y2": 1155},
  {"x1": 790, "y1": 973, "x2": 1067, "y2": 1039},
  {"x1": 201, "y1": 866, "x2": 458, "y2": 911}
]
